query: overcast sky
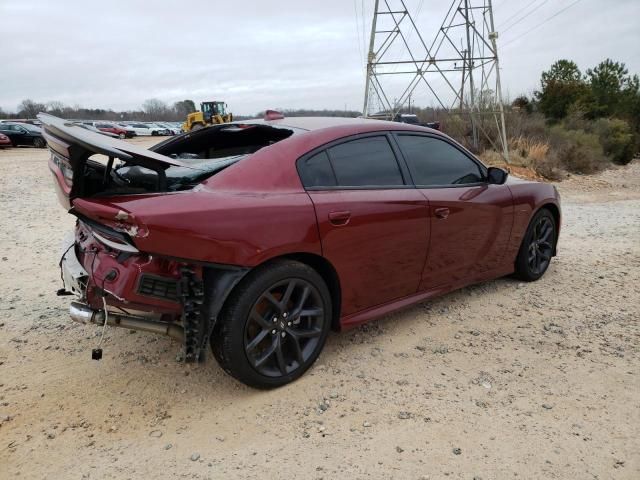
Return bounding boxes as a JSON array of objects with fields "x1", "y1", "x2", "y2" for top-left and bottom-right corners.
[{"x1": 1, "y1": 0, "x2": 638, "y2": 115}]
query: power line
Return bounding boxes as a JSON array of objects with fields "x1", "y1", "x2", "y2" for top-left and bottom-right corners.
[
  {"x1": 498, "y1": 0, "x2": 540, "y2": 28},
  {"x1": 501, "y1": 0, "x2": 549, "y2": 34},
  {"x1": 354, "y1": 0, "x2": 364, "y2": 68},
  {"x1": 502, "y1": 0, "x2": 585, "y2": 47}
]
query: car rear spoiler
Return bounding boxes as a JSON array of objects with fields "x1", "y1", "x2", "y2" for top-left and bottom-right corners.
[{"x1": 37, "y1": 113, "x2": 196, "y2": 170}]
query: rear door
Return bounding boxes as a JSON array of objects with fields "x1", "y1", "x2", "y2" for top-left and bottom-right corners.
[
  {"x1": 298, "y1": 133, "x2": 430, "y2": 316},
  {"x1": 393, "y1": 133, "x2": 513, "y2": 291},
  {"x1": 3, "y1": 124, "x2": 27, "y2": 145}
]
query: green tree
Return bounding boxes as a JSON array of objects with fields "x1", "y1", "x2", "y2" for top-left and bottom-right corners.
[
  {"x1": 536, "y1": 60, "x2": 586, "y2": 120},
  {"x1": 512, "y1": 95, "x2": 533, "y2": 114},
  {"x1": 173, "y1": 99, "x2": 197, "y2": 119},
  {"x1": 584, "y1": 59, "x2": 639, "y2": 119}
]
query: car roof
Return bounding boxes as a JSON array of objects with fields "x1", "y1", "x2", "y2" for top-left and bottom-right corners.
[{"x1": 236, "y1": 116, "x2": 424, "y2": 132}]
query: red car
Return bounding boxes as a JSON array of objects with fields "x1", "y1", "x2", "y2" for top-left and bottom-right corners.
[
  {"x1": 0, "y1": 132, "x2": 11, "y2": 148},
  {"x1": 94, "y1": 122, "x2": 134, "y2": 139},
  {"x1": 40, "y1": 112, "x2": 561, "y2": 388}
]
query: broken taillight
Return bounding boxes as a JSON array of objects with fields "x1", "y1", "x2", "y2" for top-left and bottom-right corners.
[{"x1": 52, "y1": 154, "x2": 74, "y2": 187}]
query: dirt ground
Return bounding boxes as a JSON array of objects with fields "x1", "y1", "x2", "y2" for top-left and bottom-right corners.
[{"x1": 0, "y1": 138, "x2": 638, "y2": 479}]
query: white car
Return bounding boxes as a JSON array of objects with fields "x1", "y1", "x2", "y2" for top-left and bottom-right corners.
[
  {"x1": 144, "y1": 123, "x2": 171, "y2": 136},
  {"x1": 156, "y1": 122, "x2": 180, "y2": 135},
  {"x1": 119, "y1": 122, "x2": 153, "y2": 136}
]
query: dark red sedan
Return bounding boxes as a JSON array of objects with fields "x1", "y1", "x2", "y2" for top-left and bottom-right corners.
[
  {"x1": 94, "y1": 122, "x2": 135, "y2": 139},
  {"x1": 40, "y1": 112, "x2": 560, "y2": 388}
]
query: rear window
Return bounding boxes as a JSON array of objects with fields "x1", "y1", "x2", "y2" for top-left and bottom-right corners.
[
  {"x1": 327, "y1": 136, "x2": 404, "y2": 187},
  {"x1": 298, "y1": 151, "x2": 337, "y2": 188}
]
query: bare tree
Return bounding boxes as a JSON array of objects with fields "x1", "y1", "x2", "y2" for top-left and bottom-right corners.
[
  {"x1": 18, "y1": 99, "x2": 47, "y2": 118},
  {"x1": 47, "y1": 101, "x2": 66, "y2": 116},
  {"x1": 142, "y1": 98, "x2": 169, "y2": 120}
]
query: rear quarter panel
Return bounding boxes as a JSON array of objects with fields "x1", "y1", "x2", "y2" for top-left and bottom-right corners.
[{"x1": 73, "y1": 188, "x2": 322, "y2": 266}]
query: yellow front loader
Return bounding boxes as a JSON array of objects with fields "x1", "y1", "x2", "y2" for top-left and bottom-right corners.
[{"x1": 182, "y1": 101, "x2": 233, "y2": 132}]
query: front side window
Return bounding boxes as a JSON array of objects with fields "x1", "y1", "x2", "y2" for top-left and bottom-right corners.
[{"x1": 397, "y1": 135, "x2": 484, "y2": 186}]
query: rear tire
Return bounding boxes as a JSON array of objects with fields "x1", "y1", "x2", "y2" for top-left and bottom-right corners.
[
  {"x1": 514, "y1": 209, "x2": 556, "y2": 282},
  {"x1": 118, "y1": 132, "x2": 126, "y2": 139},
  {"x1": 211, "y1": 260, "x2": 332, "y2": 389}
]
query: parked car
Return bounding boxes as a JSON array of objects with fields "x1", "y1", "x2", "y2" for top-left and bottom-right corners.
[
  {"x1": 0, "y1": 122, "x2": 46, "y2": 147},
  {"x1": 0, "y1": 133, "x2": 11, "y2": 148},
  {"x1": 93, "y1": 122, "x2": 135, "y2": 139},
  {"x1": 155, "y1": 122, "x2": 179, "y2": 135},
  {"x1": 392, "y1": 113, "x2": 441, "y2": 130},
  {"x1": 144, "y1": 123, "x2": 171, "y2": 136},
  {"x1": 41, "y1": 112, "x2": 561, "y2": 389},
  {"x1": 73, "y1": 122, "x2": 119, "y2": 138},
  {"x1": 118, "y1": 122, "x2": 153, "y2": 136}
]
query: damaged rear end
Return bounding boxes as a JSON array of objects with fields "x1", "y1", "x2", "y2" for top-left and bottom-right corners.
[{"x1": 41, "y1": 113, "x2": 292, "y2": 361}]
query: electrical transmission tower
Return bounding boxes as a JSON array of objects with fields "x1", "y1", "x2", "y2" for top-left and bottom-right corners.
[{"x1": 363, "y1": 0, "x2": 509, "y2": 161}]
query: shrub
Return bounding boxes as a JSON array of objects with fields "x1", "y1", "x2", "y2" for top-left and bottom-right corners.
[
  {"x1": 505, "y1": 111, "x2": 547, "y2": 142},
  {"x1": 548, "y1": 126, "x2": 608, "y2": 174},
  {"x1": 592, "y1": 118, "x2": 637, "y2": 165},
  {"x1": 534, "y1": 154, "x2": 564, "y2": 181},
  {"x1": 509, "y1": 136, "x2": 549, "y2": 166}
]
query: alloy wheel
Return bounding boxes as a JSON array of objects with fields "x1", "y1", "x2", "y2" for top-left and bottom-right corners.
[
  {"x1": 244, "y1": 278, "x2": 325, "y2": 377},
  {"x1": 527, "y1": 216, "x2": 554, "y2": 275}
]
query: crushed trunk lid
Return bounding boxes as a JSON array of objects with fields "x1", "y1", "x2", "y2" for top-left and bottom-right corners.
[{"x1": 38, "y1": 113, "x2": 201, "y2": 208}]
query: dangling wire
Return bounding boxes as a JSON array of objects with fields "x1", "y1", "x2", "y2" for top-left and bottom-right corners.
[{"x1": 97, "y1": 296, "x2": 109, "y2": 348}]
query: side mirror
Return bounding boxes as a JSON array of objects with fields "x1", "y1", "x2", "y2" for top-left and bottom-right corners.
[{"x1": 487, "y1": 166, "x2": 508, "y2": 185}]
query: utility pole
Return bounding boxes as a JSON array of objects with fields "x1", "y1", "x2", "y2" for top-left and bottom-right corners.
[
  {"x1": 362, "y1": 0, "x2": 380, "y2": 118},
  {"x1": 362, "y1": 0, "x2": 510, "y2": 161}
]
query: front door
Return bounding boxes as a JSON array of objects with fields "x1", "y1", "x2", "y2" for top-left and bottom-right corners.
[{"x1": 392, "y1": 133, "x2": 513, "y2": 291}]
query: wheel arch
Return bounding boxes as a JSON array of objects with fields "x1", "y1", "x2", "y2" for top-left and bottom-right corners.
[
  {"x1": 209, "y1": 252, "x2": 342, "y2": 332},
  {"x1": 278, "y1": 252, "x2": 342, "y2": 331},
  {"x1": 535, "y1": 202, "x2": 561, "y2": 255}
]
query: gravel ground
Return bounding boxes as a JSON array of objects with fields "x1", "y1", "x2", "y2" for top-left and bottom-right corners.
[{"x1": 0, "y1": 139, "x2": 638, "y2": 479}]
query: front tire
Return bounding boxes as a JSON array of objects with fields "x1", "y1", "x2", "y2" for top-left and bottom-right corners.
[
  {"x1": 514, "y1": 209, "x2": 556, "y2": 281},
  {"x1": 212, "y1": 260, "x2": 332, "y2": 389},
  {"x1": 33, "y1": 137, "x2": 45, "y2": 148}
]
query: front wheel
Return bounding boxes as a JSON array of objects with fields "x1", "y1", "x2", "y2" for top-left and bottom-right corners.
[
  {"x1": 514, "y1": 209, "x2": 557, "y2": 281},
  {"x1": 212, "y1": 260, "x2": 332, "y2": 389},
  {"x1": 33, "y1": 137, "x2": 46, "y2": 148}
]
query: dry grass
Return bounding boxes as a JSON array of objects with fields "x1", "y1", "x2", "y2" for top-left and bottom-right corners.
[
  {"x1": 508, "y1": 136, "x2": 550, "y2": 167},
  {"x1": 480, "y1": 136, "x2": 554, "y2": 180}
]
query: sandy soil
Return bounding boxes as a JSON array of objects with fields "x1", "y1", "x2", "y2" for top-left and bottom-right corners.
[{"x1": 0, "y1": 139, "x2": 638, "y2": 479}]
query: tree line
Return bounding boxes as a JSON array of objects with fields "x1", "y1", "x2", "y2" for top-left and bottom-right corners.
[
  {"x1": 0, "y1": 99, "x2": 199, "y2": 122},
  {"x1": 0, "y1": 98, "x2": 363, "y2": 122}
]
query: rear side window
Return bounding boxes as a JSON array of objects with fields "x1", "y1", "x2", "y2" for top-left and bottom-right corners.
[
  {"x1": 328, "y1": 136, "x2": 403, "y2": 187},
  {"x1": 298, "y1": 151, "x2": 337, "y2": 188},
  {"x1": 397, "y1": 135, "x2": 484, "y2": 186}
]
